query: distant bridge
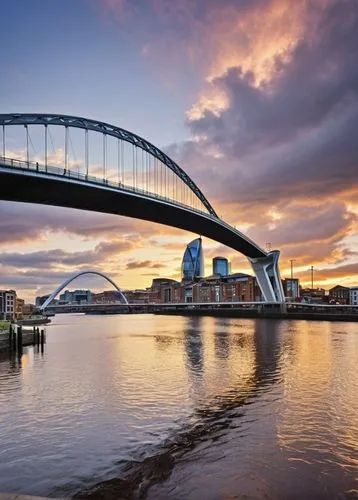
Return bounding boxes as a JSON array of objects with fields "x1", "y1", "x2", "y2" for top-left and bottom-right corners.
[
  {"x1": 0, "y1": 113, "x2": 284, "y2": 302},
  {"x1": 39, "y1": 270, "x2": 128, "y2": 311}
]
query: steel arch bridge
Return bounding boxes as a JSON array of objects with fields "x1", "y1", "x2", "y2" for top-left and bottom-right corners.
[
  {"x1": 0, "y1": 113, "x2": 284, "y2": 302},
  {"x1": 39, "y1": 270, "x2": 128, "y2": 310}
]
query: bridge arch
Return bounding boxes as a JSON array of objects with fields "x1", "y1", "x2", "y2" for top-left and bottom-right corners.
[
  {"x1": 0, "y1": 112, "x2": 285, "y2": 302},
  {"x1": 40, "y1": 270, "x2": 128, "y2": 310},
  {"x1": 0, "y1": 113, "x2": 217, "y2": 216}
]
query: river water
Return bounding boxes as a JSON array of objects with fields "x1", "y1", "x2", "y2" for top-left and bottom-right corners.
[{"x1": 0, "y1": 314, "x2": 357, "y2": 499}]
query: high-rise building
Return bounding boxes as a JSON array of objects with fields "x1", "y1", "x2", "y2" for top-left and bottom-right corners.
[
  {"x1": 181, "y1": 237, "x2": 204, "y2": 281},
  {"x1": 213, "y1": 257, "x2": 230, "y2": 277}
]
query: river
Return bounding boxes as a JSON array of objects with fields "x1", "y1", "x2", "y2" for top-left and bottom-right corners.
[{"x1": 0, "y1": 314, "x2": 357, "y2": 499}]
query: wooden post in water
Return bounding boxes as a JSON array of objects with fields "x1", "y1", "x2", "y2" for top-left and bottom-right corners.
[
  {"x1": 9, "y1": 323, "x2": 12, "y2": 343},
  {"x1": 40, "y1": 329, "x2": 45, "y2": 346},
  {"x1": 12, "y1": 325, "x2": 17, "y2": 350},
  {"x1": 17, "y1": 325, "x2": 22, "y2": 353}
]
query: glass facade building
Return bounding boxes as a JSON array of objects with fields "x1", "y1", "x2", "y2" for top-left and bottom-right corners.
[
  {"x1": 181, "y1": 238, "x2": 204, "y2": 281},
  {"x1": 213, "y1": 257, "x2": 229, "y2": 277}
]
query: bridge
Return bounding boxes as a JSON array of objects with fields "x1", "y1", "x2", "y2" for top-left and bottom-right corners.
[
  {"x1": 0, "y1": 113, "x2": 284, "y2": 302},
  {"x1": 39, "y1": 270, "x2": 128, "y2": 311}
]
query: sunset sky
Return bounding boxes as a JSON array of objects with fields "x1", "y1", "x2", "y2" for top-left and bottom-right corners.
[{"x1": 1, "y1": 0, "x2": 357, "y2": 302}]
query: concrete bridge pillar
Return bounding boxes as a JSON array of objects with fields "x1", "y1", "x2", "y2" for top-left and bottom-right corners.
[{"x1": 248, "y1": 250, "x2": 285, "y2": 303}]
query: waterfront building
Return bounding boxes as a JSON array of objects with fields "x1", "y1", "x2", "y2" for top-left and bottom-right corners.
[
  {"x1": 36, "y1": 294, "x2": 50, "y2": 308},
  {"x1": 300, "y1": 288, "x2": 327, "y2": 303},
  {"x1": 149, "y1": 278, "x2": 180, "y2": 303},
  {"x1": 0, "y1": 290, "x2": 17, "y2": 320},
  {"x1": 23, "y1": 303, "x2": 36, "y2": 316},
  {"x1": 223, "y1": 273, "x2": 259, "y2": 302},
  {"x1": 59, "y1": 289, "x2": 92, "y2": 304},
  {"x1": 282, "y1": 278, "x2": 300, "y2": 301},
  {"x1": 193, "y1": 275, "x2": 222, "y2": 302},
  {"x1": 123, "y1": 289, "x2": 150, "y2": 304},
  {"x1": 329, "y1": 285, "x2": 350, "y2": 304},
  {"x1": 15, "y1": 298, "x2": 25, "y2": 319},
  {"x1": 147, "y1": 272, "x2": 259, "y2": 304},
  {"x1": 92, "y1": 290, "x2": 123, "y2": 304},
  {"x1": 350, "y1": 287, "x2": 358, "y2": 305},
  {"x1": 181, "y1": 237, "x2": 204, "y2": 281},
  {"x1": 212, "y1": 257, "x2": 230, "y2": 277}
]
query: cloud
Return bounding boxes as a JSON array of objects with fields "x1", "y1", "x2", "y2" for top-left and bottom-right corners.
[
  {"x1": 0, "y1": 238, "x2": 136, "y2": 269},
  {"x1": 308, "y1": 263, "x2": 358, "y2": 281},
  {"x1": 126, "y1": 260, "x2": 166, "y2": 270},
  {"x1": 184, "y1": 0, "x2": 358, "y2": 206},
  {"x1": 0, "y1": 200, "x2": 189, "y2": 246}
]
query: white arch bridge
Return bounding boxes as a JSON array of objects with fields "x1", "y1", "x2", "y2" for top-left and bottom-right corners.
[
  {"x1": 39, "y1": 270, "x2": 128, "y2": 311},
  {"x1": 0, "y1": 113, "x2": 284, "y2": 302}
]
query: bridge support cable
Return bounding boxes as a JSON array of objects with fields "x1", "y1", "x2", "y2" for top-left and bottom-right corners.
[
  {"x1": 25, "y1": 124, "x2": 29, "y2": 166},
  {"x1": 44, "y1": 125, "x2": 48, "y2": 171},
  {"x1": 103, "y1": 133, "x2": 107, "y2": 182},
  {"x1": 64, "y1": 126, "x2": 68, "y2": 173},
  {"x1": 2, "y1": 124, "x2": 5, "y2": 158},
  {"x1": 68, "y1": 130, "x2": 78, "y2": 174},
  {"x1": 85, "y1": 128, "x2": 89, "y2": 177},
  {"x1": 117, "y1": 139, "x2": 121, "y2": 184}
]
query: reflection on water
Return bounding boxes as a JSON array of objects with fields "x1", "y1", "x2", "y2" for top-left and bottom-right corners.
[{"x1": 0, "y1": 314, "x2": 357, "y2": 499}]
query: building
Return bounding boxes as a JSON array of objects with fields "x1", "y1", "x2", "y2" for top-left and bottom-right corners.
[
  {"x1": 147, "y1": 272, "x2": 260, "y2": 304},
  {"x1": 0, "y1": 290, "x2": 17, "y2": 320},
  {"x1": 15, "y1": 298, "x2": 25, "y2": 319},
  {"x1": 212, "y1": 257, "x2": 230, "y2": 277},
  {"x1": 300, "y1": 288, "x2": 327, "y2": 303},
  {"x1": 350, "y1": 287, "x2": 358, "y2": 305},
  {"x1": 35, "y1": 294, "x2": 51, "y2": 308},
  {"x1": 59, "y1": 289, "x2": 92, "y2": 304},
  {"x1": 92, "y1": 290, "x2": 123, "y2": 304},
  {"x1": 329, "y1": 285, "x2": 350, "y2": 304},
  {"x1": 23, "y1": 303, "x2": 36, "y2": 316},
  {"x1": 148, "y1": 278, "x2": 180, "y2": 303},
  {"x1": 282, "y1": 278, "x2": 300, "y2": 301},
  {"x1": 123, "y1": 289, "x2": 149, "y2": 304},
  {"x1": 181, "y1": 237, "x2": 204, "y2": 281},
  {"x1": 223, "y1": 273, "x2": 259, "y2": 302},
  {"x1": 193, "y1": 275, "x2": 222, "y2": 302}
]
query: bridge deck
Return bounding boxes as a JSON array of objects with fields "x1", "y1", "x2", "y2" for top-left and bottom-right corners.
[{"x1": 0, "y1": 158, "x2": 266, "y2": 258}]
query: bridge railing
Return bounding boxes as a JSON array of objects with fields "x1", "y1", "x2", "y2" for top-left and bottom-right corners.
[{"x1": 0, "y1": 155, "x2": 212, "y2": 218}]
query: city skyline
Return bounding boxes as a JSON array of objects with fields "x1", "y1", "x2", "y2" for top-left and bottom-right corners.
[{"x1": 1, "y1": 0, "x2": 357, "y2": 302}]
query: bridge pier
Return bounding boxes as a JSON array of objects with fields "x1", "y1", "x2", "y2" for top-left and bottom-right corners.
[{"x1": 248, "y1": 250, "x2": 285, "y2": 303}]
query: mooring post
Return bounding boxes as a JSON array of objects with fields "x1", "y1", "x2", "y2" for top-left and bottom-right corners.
[
  {"x1": 13, "y1": 325, "x2": 17, "y2": 350},
  {"x1": 40, "y1": 329, "x2": 45, "y2": 346},
  {"x1": 17, "y1": 325, "x2": 22, "y2": 352}
]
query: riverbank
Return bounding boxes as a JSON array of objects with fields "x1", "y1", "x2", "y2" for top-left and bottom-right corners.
[
  {"x1": 154, "y1": 307, "x2": 358, "y2": 322},
  {"x1": 0, "y1": 326, "x2": 45, "y2": 352},
  {"x1": 0, "y1": 320, "x2": 9, "y2": 332}
]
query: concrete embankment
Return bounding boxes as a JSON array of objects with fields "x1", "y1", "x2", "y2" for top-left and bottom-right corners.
[
  {"x1": 0, "y1": 326, "x2": 45, "y2": 352},
  {"x1": 154, "y1": 308, "x2": 358, "y2": 322}
]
